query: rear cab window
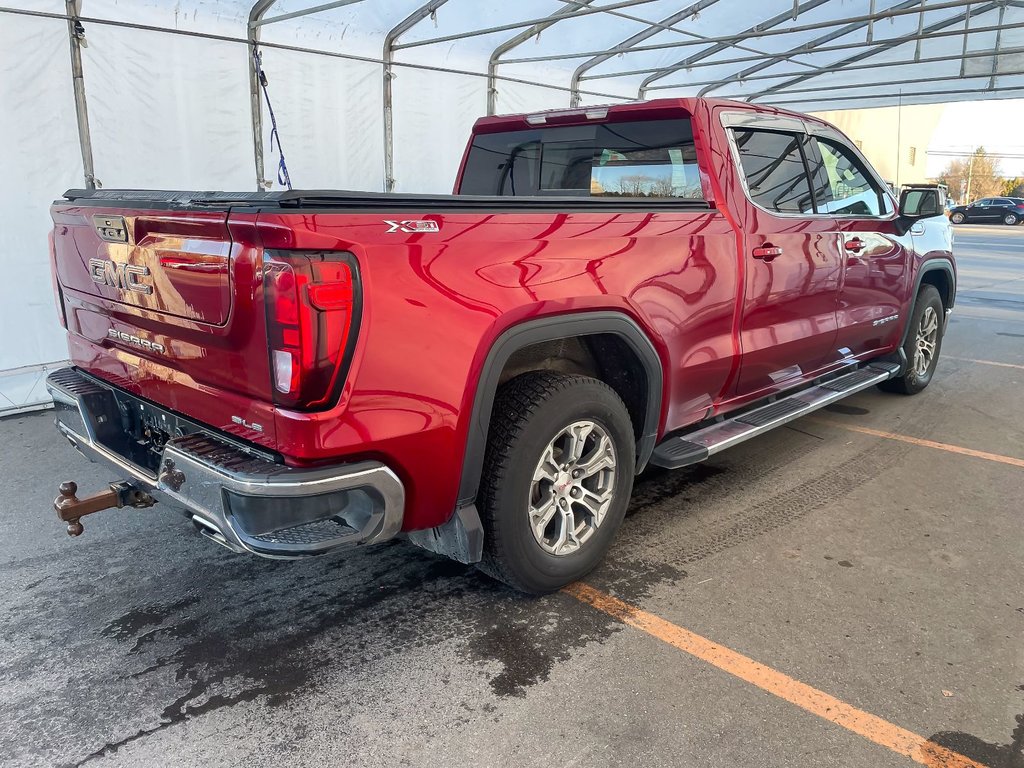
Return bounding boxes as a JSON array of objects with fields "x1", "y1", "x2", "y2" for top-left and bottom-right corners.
[
  {"x1": 458, "y1": 119, "x2": 704, "y2": 199},
  {"x1": 731, "y1": 129, "x2": 814, "y2": 214}
]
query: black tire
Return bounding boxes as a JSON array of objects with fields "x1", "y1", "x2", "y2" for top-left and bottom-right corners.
[
  {"x1": 878, "y1": 284, "x2": 944, "y2": 395},
  {"x1": 1004, "y1": 213, "x2": 1019, "y2": 225},
  {"x1": 476, "y1": 371, "x2": 635, "y2": 594},
  {"x1": 950, "y1": 212, "x2": 965, "y2": 224}
]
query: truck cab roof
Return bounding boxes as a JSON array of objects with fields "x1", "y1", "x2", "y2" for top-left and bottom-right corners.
[{"x1": 472, "y1": 97, "x2": 835, "y2": 134}]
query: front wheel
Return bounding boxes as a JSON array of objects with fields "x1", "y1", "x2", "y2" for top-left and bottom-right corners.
[
  {"x1": 950, "y1": 212, "x2": 965, "y2": 224},
  {"x1": 1005, "y1": 213, "x2": 1019, "y2": 225},
  {"x1": 878, "y1": 284, "x2": 944, "y2": 395},
  {"x1": 476, "y1": 371, "x2": 635, "y2": 594}
]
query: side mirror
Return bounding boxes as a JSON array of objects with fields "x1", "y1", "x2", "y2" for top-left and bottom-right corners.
[
  {"x1": 895, "y1": 188, "x2": 944, "y2": 234},
  {"x1": 899, "y1": 188, "x2": 941, "y2": 218}
]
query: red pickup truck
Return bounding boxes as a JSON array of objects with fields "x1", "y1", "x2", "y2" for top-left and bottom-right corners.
[{"x1": 46, "y1": 98, "x2": 954, "y2": 593}]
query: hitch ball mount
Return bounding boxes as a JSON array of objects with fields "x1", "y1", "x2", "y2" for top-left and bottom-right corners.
[{"x1": 54, "y1": 480, "x2": 157, "y2": 536}]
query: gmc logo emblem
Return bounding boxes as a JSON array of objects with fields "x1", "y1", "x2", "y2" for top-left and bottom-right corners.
[{"x1": 88, "y1": 259, "x2": 153, "y2": 295}]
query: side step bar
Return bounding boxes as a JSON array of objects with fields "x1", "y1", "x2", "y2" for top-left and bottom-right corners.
[{"x1": 650, "y1": 362, "x2": 901, "y2": 469}]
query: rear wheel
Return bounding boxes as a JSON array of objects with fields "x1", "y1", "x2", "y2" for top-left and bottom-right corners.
[
  {"x1": 1004, "y1": 213, "x2": 1019, "y2": 225},
  {"x1": 476, "y1": 371, "x2": 634, "y2": 594},
  {"x1": 950, "y1": 212, "x2": 965, "y2": 224},
  {"x1": 878, "y1": 284, "x2": 944, "y2": 395}
]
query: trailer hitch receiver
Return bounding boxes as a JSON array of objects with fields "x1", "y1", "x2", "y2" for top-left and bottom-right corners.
[{"x1": 54, "y1": 481, "x2": 157, "y2": 536}]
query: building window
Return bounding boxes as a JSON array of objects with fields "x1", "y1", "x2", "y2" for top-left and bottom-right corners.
[{"x1": 908, "y1": 146, "x2": 917, "y2": 165}]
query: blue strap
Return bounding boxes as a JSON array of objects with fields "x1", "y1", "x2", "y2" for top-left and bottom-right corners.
[{"x1": 253, "y1": 47, "x2": 293, "y2": 190}]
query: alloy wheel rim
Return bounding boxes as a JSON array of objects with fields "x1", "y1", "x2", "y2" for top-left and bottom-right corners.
[
  {"x1": 913, "y1": 305, "x2": 939, "y2": 377},
  {"x1": 528, "y1": 420, "x2": 617, "y2": 557}
]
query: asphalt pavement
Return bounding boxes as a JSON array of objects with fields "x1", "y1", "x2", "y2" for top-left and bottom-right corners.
[{"x1": 1, "y1": 224, "x2": 1021, "y2": 768}]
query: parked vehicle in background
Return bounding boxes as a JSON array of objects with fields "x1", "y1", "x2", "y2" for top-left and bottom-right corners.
[
  {"x1": 45, "y1": 98, "x2": 955, "y2": 593},
  {"x1": 949, "y1": 197, "x2": 1024, "y2": 225}
]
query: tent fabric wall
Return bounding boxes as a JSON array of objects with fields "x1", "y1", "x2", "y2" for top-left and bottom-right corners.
[
  {"x1": 82, "y1": 25, "x2": 254, "y2": 190},
  {"x1": 0, "y1": 10, "x2": 83, "y2": 412},
  {"x1": 254, "y1": 47, "x2": 383, "y2": 191}
]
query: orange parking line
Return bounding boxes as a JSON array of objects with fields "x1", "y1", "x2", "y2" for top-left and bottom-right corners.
[
  {"x1": 946, "y1": 356, "x2": 1024, "y2": 371},
  {"x1": 565, "y1": 582, "x2": 984, "y2": 767},
  {"x1": 812, "y1": 419, "x2": 1024, "y2": 469}
]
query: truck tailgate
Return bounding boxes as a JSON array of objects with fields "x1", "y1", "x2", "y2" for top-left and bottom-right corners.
[
  {"x1": 50, "y1": 200, "x2": 276, "y2": 448},
  {"x1": 54, "y1": 210, "x2": 233, "y2": 324}
]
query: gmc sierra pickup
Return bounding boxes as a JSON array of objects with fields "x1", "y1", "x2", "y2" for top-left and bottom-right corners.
[{"x1": 46, "y1": 98, "x2": 954, "y2": 593}]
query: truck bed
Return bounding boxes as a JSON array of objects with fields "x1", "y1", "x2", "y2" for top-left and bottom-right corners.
[{"x1": 61, "y1": 188, "x2": 714, "y2": 212}]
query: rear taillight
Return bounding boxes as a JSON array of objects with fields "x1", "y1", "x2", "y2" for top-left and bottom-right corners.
[
  {"x1": 263, "y1": 252, "x2": 359, "y2": 410},
  {"x1": 48, "y1": 229, "x2": 67, "y2": 329}
]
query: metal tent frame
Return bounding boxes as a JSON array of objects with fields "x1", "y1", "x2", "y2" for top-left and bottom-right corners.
[
  {"x1": 5, "y1": 0, "x2": 1023, "y2": 192},
  {"x1": 244, "y1": 0, "x2": 1024, "y2": 190}
]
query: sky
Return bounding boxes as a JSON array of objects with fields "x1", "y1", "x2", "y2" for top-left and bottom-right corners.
[{"x1": 926, "y1": 99, "x2": 1024, "y2": 180}]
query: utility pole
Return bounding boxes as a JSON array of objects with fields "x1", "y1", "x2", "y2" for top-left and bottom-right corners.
[
  {"x1": 895, "y1": 89, "x2": 902, "y2": 189},
  {"x1": 965, "y1": 151, "x2": 975, "y2": 202}
]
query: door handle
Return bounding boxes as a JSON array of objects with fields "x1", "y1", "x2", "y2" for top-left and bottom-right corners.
[
  {"x1": 752, "y1": 244, "x2": 783, "y2": 261},
  {"x1": 844, "y1": 237, "x2": 865, "y2": 253}
]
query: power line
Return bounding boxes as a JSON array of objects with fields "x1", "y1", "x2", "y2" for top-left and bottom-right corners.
[{"x1": 927, "y1": 151, "x2": 1024, "y2": 159}]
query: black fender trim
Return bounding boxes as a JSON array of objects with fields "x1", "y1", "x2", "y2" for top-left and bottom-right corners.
[
  {"x1": 879, "y1": 258, "x2": 955, "y2": 376},
  {"x1": 901, "y1": 259, "x2": 956, "y2": 348},
  {"x1": 406, "y1": 503, "x2": 485, "y2": 564},
  {"x1": 456, "y1": 311, "x2": 664, "y2": 509}
]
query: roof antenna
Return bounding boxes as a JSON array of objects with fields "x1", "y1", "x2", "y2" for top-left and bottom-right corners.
[{"x1": 252, "y1": 46, "x2": 293, "y2": 191}]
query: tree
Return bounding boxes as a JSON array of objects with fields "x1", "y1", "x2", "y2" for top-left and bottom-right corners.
[
  {"x1": 937, "y1": 147, "x2": 1004, "y2": 202},
  {"x1": 649, "y1": 177, "x2": 675, "y2": 197},
  {"x1": 1002, "y1": 177, "x2": 1024, "y2": 198},
  {"x1": 616, "y1": 174, "x2": 657, "y2": 196}
]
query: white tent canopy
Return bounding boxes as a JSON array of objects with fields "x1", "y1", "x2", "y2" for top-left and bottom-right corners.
[{"x1": 2, "y1": 0, "x2": 1023, "y2": 412}]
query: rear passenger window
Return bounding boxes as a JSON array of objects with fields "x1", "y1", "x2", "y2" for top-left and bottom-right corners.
[
  {"x1": 810, "y1": 139, "x2": 884, "y2": 216},
  {"x1": 732, "y1": 129, "x2": 814, "y2": 214},
  {"x1": 458, "y1": 119, "x2": 703, "y2": 198}
]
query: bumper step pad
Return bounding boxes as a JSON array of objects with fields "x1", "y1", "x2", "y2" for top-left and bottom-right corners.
[
  {"x1": 249, "y1": 518, "x2": 360, "y2": 547},
  {"x1": 650, "y1": 362, "x2": 900, "y2": 469}
]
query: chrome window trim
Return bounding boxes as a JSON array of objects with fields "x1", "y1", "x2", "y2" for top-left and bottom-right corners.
[{"x1": 719, "y1": 110, "x2": 808, "y2": 135}]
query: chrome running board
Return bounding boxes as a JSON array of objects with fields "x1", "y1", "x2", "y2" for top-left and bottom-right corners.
[{"x1": 650, "y1": 362, "x2": 901, "y2": 469}]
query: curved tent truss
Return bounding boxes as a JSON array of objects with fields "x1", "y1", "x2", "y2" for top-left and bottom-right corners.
[
  {"x1": 244, "y1": 0, "x2": 1024, "y2": 188},
  {"x1": 4, "y1": 0, "x2": 1024, "y2": 192}
]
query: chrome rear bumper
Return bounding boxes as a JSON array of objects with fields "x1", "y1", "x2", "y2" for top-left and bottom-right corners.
[{"x1": 45, "y1": 368, "x2": 405, "y2": 558}]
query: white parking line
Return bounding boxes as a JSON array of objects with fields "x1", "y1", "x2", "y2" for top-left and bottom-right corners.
[
  {"x1": 946, "y1": 356, "x2": 1024, "y2": 370},
  {"x1": 956, "y1": 241, "x2": 1024, "y2": 248}
]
